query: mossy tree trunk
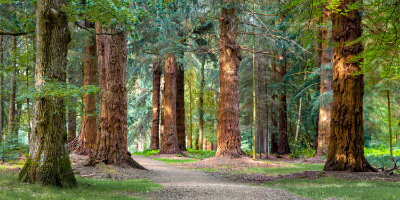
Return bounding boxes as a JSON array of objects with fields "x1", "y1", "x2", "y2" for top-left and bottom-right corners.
[
  {"x1": 216, "y1": 0, "x2": 245, "y2": 158},
  {"x1": 8, "y1": 36, "x2": 17, "y2": 143},
  {"x1": 176, "y1": 64, "x2": 186, "y2": 151},
  {"x1": 150, "y1": 60, "x2": 161, "y2": 150},
  {"x1": 88, "y1": 25, "x2": 144, "y2": 169},
  {"x1": 324, "y1": 0, "x2": 375, "y2": 172},
  {"x1": 18, "y1": 0, "x2": 77, "y2": 187},
  {"x1": 77, "y1": 20, "x2": 97, "y2": 155}
]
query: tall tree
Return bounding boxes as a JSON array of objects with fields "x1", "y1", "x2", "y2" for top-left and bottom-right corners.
[
  {"x1": 8, "y1": 36, "x2": 17, "y2": 142},
  {"x1": 18, "y1": 0, "x2": 77, "y2": 187},
  {"x1": 0, "y1": 35, "x2": 4, "y2": 143},
  {"x1": 277, "y1": 58, "x2": 290, "y2": 154},
  {"x1": 77, "y1": 20, "x2": 97, "y2": 154},
  {"x1": 270, "y1": 61, "x2": 278, "y2": 154},
  {"x1": 88, "y1": 26, "x2": 144, "y2": 169},
  {"x1": 216, "y1": 0, "x2": 245, "y2": 157},
  {"x1": 160, "y1": 56, "x2": 180, "y2": 154},
  {"x1": 176, "y1": 64, "x2": 186, "y2": 151},
  {"x1": 257, "y1": 63, "x2": 267, "y2": 154},
  {"x1": 324, "y1": 0, "x2": 375, "y2": 172},
  {"x1": 67, "y1": 66, "x2": 77, "y2": 141},
  {"x1": 198, "y1": 59, "x2": 205, "y2": 150},
  {"x1": 150, "y1": 60, "x2": 161, "y2": 150},
  {"x1": 316, "y1": 7, "x2": 333, "y2": 157}
]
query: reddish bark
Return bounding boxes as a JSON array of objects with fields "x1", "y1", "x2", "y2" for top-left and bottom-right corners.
[
  {"x1": 270, "y1": 62, "x2": 278, "y2": 154},
  {"x1": 160, "y1": 56, "x2": 180, "y2": 154},
  {"x1": 324, "y1": 0, "x2": 375, "y2": 172},
  {"x1": 150, "y1": 60, "x2": 161, "y2": 150},
  {"x1": 176, "y1": 64, "x2": 186, "y2": 151},
  {"x1": 216, "y1": 0, "x2": 245, "y2": 158},
  {"x1": 277, "y1": 59, "x2": 290, "y2": 155}
]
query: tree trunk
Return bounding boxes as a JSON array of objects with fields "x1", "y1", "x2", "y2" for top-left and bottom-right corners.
[
  {"x1": 150, "y1": 60, "x2": 161, "y2": 150},
  {"x1": 88, "y1": 26, "x2": 144, "y2": 169},
  {"x1": 257, "y1": 63, "x2": 267, "y2": 154},
  {"x1": 316, "y1": 7, "x2": 333, "y2": 157},
  {"x1": 199, "y1": 61, "x2": 205, "y2": 150},
  {"x1": 160, "y1": 56, "x2": 180, "y2": 154},
  {"x1": 160, "y1": 76, "x2": 165, "y2": 149},
  {"x1": 14, "y1": 103, "x2": 22, "y2": 135},
  {"x1": 387, "y1": 90, "x2": 393, "y2": 164},
  {"x1": 25, "y1": 37, "x2": 32, "y2": 143},
  {"x1": 188, "y1": 73, "x2": 193, "y2": 149},
  {"x1": 67, "y1": 67, "x2": 77, "y2": 142},
  {"x1": 176, "y1": 64, "x2": 186, "y2": 151},
  {"x1": 277, "y1": 59, "x2": 290, "y2": 154},
  {"x1": 8, "y1": 36, "x2": 17, "y2": 143},
  {"x1": 270, "y1": 61, "x2": 278, "y2": 154},
  {"x1": 216, "y1": 0, "x2": 245, "y2": 158},
  {"x1": 18, "y1": 0, "x2": 77, "y2": 187},
  {"x1": 324, "y1": 0, "x2": 375, "y2": 172},
  {"x1": 0, "y1": 36, "x2": 4, "y2": 143}
]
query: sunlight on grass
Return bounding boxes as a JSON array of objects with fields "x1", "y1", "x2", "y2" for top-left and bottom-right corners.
[
  {"x1": 0, "y1": 169, "x2": 161, "y2": 200},
  {"x1": 153, "y1": 158, "x2": 198, "y2": 164},
  {"x1": 246, "y1": 163, "x2": 324, "y2": 176},
  {"x1": 262, "y1": 177, "x2": 400, "y2": 200}
]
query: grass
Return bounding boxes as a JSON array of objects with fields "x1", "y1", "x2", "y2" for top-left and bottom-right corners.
[
  {"x1": 153, "y1": 158, "x2": 198, "y2": 164},
  {"x1": 191, "y1": 168, "x2": 219, "y2": 172},
  {"x1": 186, "y1": 149, "x2": 216, "y2": 159},
  {"x1": 0, "y1": 163, "x2": 162, "y2": 200},
  {"x1": 261, "y1": 177, "x2": 400, "y2": 200},
  {"x1": 364, "y1": 146, "x2": 400, "y2": 168},
  {"x1": 131, "y1": 149, "x2": 160, "y2": 157},
  {"x1": 242, "y1": 162, "x2": 324, "y2": 176}
]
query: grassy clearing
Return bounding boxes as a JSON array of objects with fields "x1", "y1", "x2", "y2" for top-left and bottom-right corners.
[
  {"x1": 262, "y1": 177, "x2": 400, "y2": 200},
  {"x1": 240, "y1": 161, "x2": 324, "y2": 176},
  {"x1": 0, "y1": 163, "x2": 161, "y2": 200},
  {"x1": 153, "y1": 158, "x2": 198, "y2": 164}
]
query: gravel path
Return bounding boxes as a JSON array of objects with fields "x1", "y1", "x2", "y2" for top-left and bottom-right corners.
[{"x1": 133, "y1": 155, "x2": 308, "y2": 200}]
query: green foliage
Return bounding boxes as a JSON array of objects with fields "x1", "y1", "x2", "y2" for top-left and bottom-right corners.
[
  {"x1": 131, "y1": 148, "x2": 160, "y2": 157},
  {"x1": 289, "y1": 147, "x2": 315, "y2": 159},
  {"x1": 245, "y1": 162, "x2": 323, "y2": 176},
  {"x1": 364, "y1": 145, "x2": 400, "y2": 168},
  {"x1": 262, "y1": 177, "x2": 400, "y2": 200},
  {"x1": 186, "y1": 149, "x2": 216, "y2": 159},
  {"x1": 153, "y1": 158, "x2": 197, "y2": 164},
  {"x1": 0, "y1": 138, "x2": 29, "y2": 162}
]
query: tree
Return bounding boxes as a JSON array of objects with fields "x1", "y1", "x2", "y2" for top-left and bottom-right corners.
[
  {"x1": 198, "y1": 59, "x2": 205, "y2": 150},
  {"x1": 8, "y1": 36, "x2": 17, "y2": 142},
  {"x1": 176, "y1": 64, "x2": 186, "y2": 151},
  {"x1": 0, "y1": 35, "x2": 4, "y2": 143},
  {"x1": 160, "y1": 56, "x2": 180, "y2": 154},
  {"x1": 67, "y1": 66, "x2": 78, "y2": 142},
  {"x1": 216, "y1": 0, "x2": 245, "y2": 158},
  {"x1": 18, "y1": 0, "x2": 77, "y2": 187},
  {"x1": 324, "y1": 0, "x2": 375, "y2": 172},
  {"x1": 150, "y1": 60, "x2": 161, "y2": 150},
  {"x1": 77, "y1": 20, "x2": 97, "y2": 155},
  {"x1": 277, "y1": 58, "x2": 290, "y2": 155},
  {"x1": 88, "y1": 26, "x2": 144, "y2": 169}
]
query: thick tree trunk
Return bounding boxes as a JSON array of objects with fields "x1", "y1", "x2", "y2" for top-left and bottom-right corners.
[
  {"x1": 160, "y1": 56, "x2": 180, "y2": 154},
  {"x1": 18, "y1": 0, "x2": 77, "y2": 187},
  {"x1": 324, "y1": 0, "x2": 375, "y2": 172},
  {"x1": 77, "y1": 20, "x2": 97, "y2": 155},
  {"x1": 8, "y1": 36, "x2": 17, "y2": 143},
  {"x1": 0, "y1": 36, "x2": 4, "y2": 143},
  {"x1": 270, "y1": 61, "x2": 278, "y2": 154},
  {"x1": 216, "y1": 0, "x2": 245, "y2": 158},
  {"x1": 150, "y1": 60, "x2": 161, "y2": 150},
  {"x1": 88, "y1": 26, "x2": 144, "y2": 169},
  {"x1": 199, "y1": 61, "x2": 205, "y2": 150},
  {"x1": 277, "y1": 59, "x2": 290, "y2": 154},
  {"x1": 316, "y1": 7, "x2": 333, "y2": 157},
  {"x1": 176, "y1": 64, "x2": 186, "y2": 151}
]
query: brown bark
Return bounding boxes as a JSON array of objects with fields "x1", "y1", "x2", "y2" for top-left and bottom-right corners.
[
  {"x1": 88, "y1": 25, "x2": 144, "y2": 169},
  {"x1": 18, "y1": 0, "x2": 77, "y2": 187},
  {"x1": 324, "y1": 0, "x2": 375, "y2": 172},
  {"x1": 270, "y1": 62, "x2": 278, "y2": 154},
  {"x1": 150, "y1": 60, "x2": 161, "y2": 150},
  {"x1": 176, "y1": 64, "x2": 186, "y2": 151},
  {"x1": 216, "y1": 0, "x2": 245, "y2": 158},
  {"x1": 277, "y1": 59, "x2": 290, "y2": 154},
  {"x1": 316, "y1": 7, "x2": 333, "y2": 157},
  {"x1": 160, "y1": 76, "x2": 165, "y2": 149},
  {"x1": 257, "y1": 63, "x2": 267, "y2": 154},
  {"x1": 0, "y1": 35, "x2": 4, "y2": 143},
  {"x1": 159, "y1": 56, "x2": 180, "y2": 154},
  {"x1": 67, "y1": 67, "x2": 77, "y2": 141},
  {"x1": 8, "y1": 36, "x2": 17, "y2": 142},
  {"x1": 199, "y1": 61, "x2": 205, "y2": 150},
  {"x1": 188, "y1": 73, "x2": 193, "y2": 149},
  {"x1": 76, "y1": 20, "x2": 97, "y2": 155}
]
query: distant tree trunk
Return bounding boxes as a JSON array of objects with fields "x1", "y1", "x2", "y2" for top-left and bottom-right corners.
[
  {"x1": 88, "y1": 26, "x2": 144, "y2": 169},
  {"x1": 160, "y1": 76, "x2": 165, "y2": 148},
  {"x1": 160, "y1": 56, "x2": 180, "y2": 154},
  {"x1": 25, "y1": 37, "x2": 32, "y2": 143},
  {"x1": 270, "y1": 62, "x2": 278, "y2": 154},
  {"x1": 387, "y1": 90, "x2": 393, "y2": 164},
  {"x1": 188, "y1": 74, "x2": 193, "y2": 149},
  {"x1": 216, "y1": 0, "x2": 245, "y2": 158},
  {"x1": 198, "y1": 61, "x2": 205, "y2": 150},
  {"x1": 316, "y1": 7, "x2": 333, "y2": 157},
  {"x1": 67, "y1": 67, "x2": 77, "y2": 141},
  {"x1": 14, "y1": 103, "x2": 22, "y2": 135},
  {"x1": 176, "y1": 64, "x2": 186, "y2": 151},
  {"x1": 150, "y1": 60, "x2": 161, "y2": 150},
  {"x1": 18, "y1": 0, "x2": 77, "y2": 187},
  {"x1": 277, "y1": 59, "x2": 290, "y2": 155},
  {"x1": 324, "y1": 0, "x2": 375, "y2": 172},
  {"x1": 77, "y1": 20, "x2": 97, "y2": 155},
  {"x1": 8, "y1": 36, "x2": 17, "y2": 142},
  {"x1": 257, "y1": 63, "x2": 267, "y2": 154},
  {"x1": 0, "y1": 36, "x2": 4, "y2": 143}
]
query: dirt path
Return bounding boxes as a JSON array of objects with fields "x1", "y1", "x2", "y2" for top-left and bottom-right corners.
[{"x1": 133, "y1": 155, "x2": 308, "y2": 200}]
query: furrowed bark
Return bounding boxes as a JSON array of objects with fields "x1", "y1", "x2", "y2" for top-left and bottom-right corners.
[
  {"x1": 277, "y1": 59, "x2": 290, "y2": 155},
  {"x1": 176, "y1": 64, "x2": 186, "y2": 151},
  {"x1": 199, "y1": 61, "x2": 205, "y2": 150},
  {"x1": 150, "y1": 60, "x2": 161, "y2": 150},
  {"x1": 8, "y1": 36, "x2": 17, "y2": 143}
]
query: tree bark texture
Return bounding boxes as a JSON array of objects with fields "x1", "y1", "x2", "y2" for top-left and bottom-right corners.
[
  {"x1": 216, "y1": 0, "x2": 245, "y2": 158},
  {"x1": 67, "y1": 67, "x2": 77, "y2": 142},
  {"x1": 0, "y1": 35, "x2": 4, "y2": 142},
  {"x1": 257, "y1": 63, "x2": 267, "y2": 154},
  {"x1": 277, "y1": 59, "x2": 290, "y2": 154},
  {"x1": 188, "y1": 74, "x2": 193, "y2": 149},
  {"x1": 160, "y1": 76, "x2": 165, "y2": 149},
  {"x1": 150, "y1": 60, "x2": 161, "y2": 150},
  {"x1": 316, "y1": 7, "x2": 333, "y2": 157},
  {"x1": 199, "y1": 60, "x2": 205, "y2": 150},
  {"x1": 89, "y1": 26, "x2": 144, "y2": 169},
  {"x1": 324, "y1": 1, "x2": 375, "y2": 172},
  {"x1": 270, "y1": 61, "x2": 278, "y2": 154},
  {"x1": 176, "y1": 64, "x2": 186, "y2": 151},
  {"x1": 8, "y1": 36, "x2": 17, "y2": 142},
  {"x1": 77, "y1": 20, "x2": 97, "y2": 155},
  {"x1": 18, "y1": 0, "x2": 77, "y2": 187},
  {"x1": 160, "y1": 56, "x2": 180, "y2": 154}
]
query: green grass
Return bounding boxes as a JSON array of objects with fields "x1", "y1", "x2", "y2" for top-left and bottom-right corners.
[
  {"x1": 191, "y1": 168, "x2": 219, "y2": 172},
  {"x1": 261, "y1": 177, "x2": 400, "y2": 200},
  {"x1": 245, "y1": 162, "x2": 324, "y2": 176},
  {"x1": 0, "y1": 163, "x2": 161, "y2": 200},
  {"x1": 364, "y1": 146, "x2": 400, "y2": 168},
  {"x1": 153, "y1": 158, "x2": 198, "y2": 164},
  {"x1": 131, "y1": 149, "x2": 160, "y2": 157},
  {"x1": 186, "y1": 149, "x2": 216, "y2": 159}
]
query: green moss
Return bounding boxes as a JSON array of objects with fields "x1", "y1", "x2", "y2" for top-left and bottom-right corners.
[{"x1": 261, "y1": 177, "x2": 400, "y2": 200}]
